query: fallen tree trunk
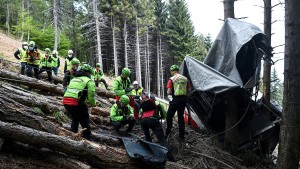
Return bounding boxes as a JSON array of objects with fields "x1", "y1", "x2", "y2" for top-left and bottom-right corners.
[
  {"x1": 0, "y1": 69, "x2": 116, "y2": 99},
  {"x1": 0, "y1": 95, "x2": 120, "y2": 145},
  {"x1": 90, "y1": 115, "x2": 110, "y2": 125},
  {"x1": 91, "y1": 107, "x2": 110, "y2": 117},
  {"x1": 40, "y1": 72, "x2": 63, "y2": 84},
  {"x1": 0, "y1": 69, "x2": 64, "y2": 95},
  {"x1": 2, "y1": 141, "x2": 92, "y2": 169},
  {"x1": 0, "y1": 121, "x2": 143, "y2": 168},
  {"x1": 0, "y1": 83, "x2": 64, "y2": 114}
]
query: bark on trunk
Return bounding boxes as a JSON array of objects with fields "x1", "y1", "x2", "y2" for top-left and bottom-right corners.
[
  {"x1": 0, "y1": 83, "x2": 63, "y2": 114},
  {"x1": 93, "y1": 0, "x2": 102, "y2": 68},
  {"x1": 277, "y1": 0, "x2": 300, "y2": 168},
  {"x1": 0, "y1": 69, "x2": 115, "y2": 98},
  {"x1": 0, "y1": 121, "x2": 144, "y2": 169},
  {"x1": 124, "y1": 18, "x2": 128, "y2": 67},
  {"x1": 135, "y1": 15, "x2": 142, "y2": 85},
  {"x1": 20, "y1": 0, "x2": 25, "y2": 41},
  {"x1": 223, "y1": 0, "x2": 235, "y2": 20},
  {"x1": 112, "y1": 15, "x2": 118, "y2": 77},
  {"x1": 53, "y1": 0, "x2": 59, "y2": 51},
  {"x1": 91, "y1": 107, "x2": 110, "y2": 117},
  {"x1": 262, "y1": 0, "x2": 272, "y2": 109},
  {"x1": 6, "y1": 2, "x2": 10, "y2": 35}
]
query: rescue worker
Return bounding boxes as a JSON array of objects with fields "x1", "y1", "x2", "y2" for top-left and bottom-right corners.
[
  {"x1": 26, "y1": 41, "x2": 41, "y2": 79},
  {"x1": 63, "y1": 58, "x2": 80, "y2": 89},
  {"x1": 39, "y1": 48, "x2": 53, "y2": 82},
  {"x1": 110, "y1": 95, "x2": 136, "y2": 134},
  {"x1": 14, "y1": 42, "x2": 28, "y2": 75},
  {"x1": 64, "y1": 49, "x2": 75, "y2": 73},
  {"x1": 140, "y1": 93, "x2": 167, "y2": 146},
  {"x1": 52, "y1": 50, "x2": 60, "y2": 76},
  {"x1": 94, "y1": 63, "x2": 109, "y2": 90},
  {"x1": 62, "y1": 64, "x2": 96, "y2": 140},
  {"x1": 165, "y1": 65, "x2": 191, "y2": 142},
  {"x1": 113, "y1": 68, "x2": 132, "y2": 101},
  {"x1": 131, "y1": 80, "x2": 144, "y2": 119}
]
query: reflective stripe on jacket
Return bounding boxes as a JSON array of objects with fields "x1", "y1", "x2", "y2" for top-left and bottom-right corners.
[{"x1": 63, "y1": 76, "x2": 96, "y2": 106}]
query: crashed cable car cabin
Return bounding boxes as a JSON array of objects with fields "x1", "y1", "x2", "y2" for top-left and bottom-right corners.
[{"x1": 181, "y1": 18, "x2": 281, "y2": 154}]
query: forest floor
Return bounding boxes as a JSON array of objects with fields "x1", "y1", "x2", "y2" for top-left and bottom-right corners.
[{"x1": 0, "y1": 32, "x2": 276, "y2": 169}]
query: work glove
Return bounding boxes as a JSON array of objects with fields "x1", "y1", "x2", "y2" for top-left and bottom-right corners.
[{"x1": 167, "y1": 95, "x2": 173, "y2": 102}]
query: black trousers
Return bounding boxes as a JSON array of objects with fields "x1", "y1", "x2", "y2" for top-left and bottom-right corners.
[
  {"x1": 27, "y1": 64, "x2": 39, "y2": 79},
  {"x1": 141, "y1": 117, "x2": 167, "y2": 147},
  {"x1": 95, "y1": 79, "x2": 108, "y2": 87},
  {"x1": 111, "y1": 118, "x2": 136, "y2": 133},
  {"x1": 64, "y1": 103, "x2": 91, "y2": 140},
  {"x1": 20, "y1": 62, "x2": 27, "y2": 75},
  {"x1": 166, "y1": 98, "x2": 187, "y2": 140},
  {"x1": 39, "y1": 67, "x2": 53, "y2": 82}
]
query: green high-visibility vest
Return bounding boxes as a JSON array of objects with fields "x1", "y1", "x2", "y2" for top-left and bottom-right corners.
[
  {"x1": 52, "y1": 57, "x2": 59, "y2": 67},
  {"x1": 170, "y1": 74, "x2": 188, "y2": 96},
  {"x1": 131, "y1": 87, "x2": 143, "y2": 96},
  {"x1": 41, "y1": 54, "x2": 52, "y2": 67},
  {"x1": 66, "y1": 58, "x2": 72, "y2": 70},
  {"x1": 64, "y1": 76, "x2": 91, "y2": 99},
  {"x1": 94, "y1": 69, "x2": 104, "y2": 80},
  {"x1": 19, "y1": 48, "x2": 28, "y2": 63}
]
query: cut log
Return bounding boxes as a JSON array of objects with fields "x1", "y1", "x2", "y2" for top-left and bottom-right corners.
[
  {"x1": 0, "y1": 121, "x2": 145, "y2": 168},
  {"x1": 40, "y1": 72, "x2": 63, "y2": 84},
  {"x1": 0, "y1": 69, "x2": 64, "y2": 95},
  {"x1": 90, "y1": 115, "x2": 110, "y2": 125},
  {"x1": 91, "y1": 107, "x2": 110, "y2": 117},
  {"x1": 0, "y1": 83, "x2": 64, "y2": 114},
  {"x1": 2, "y1": 141, "x2": 92, "y2": 169},
  {"x1": 0, "y1": 69, "x2": 116, "y2": 99}
]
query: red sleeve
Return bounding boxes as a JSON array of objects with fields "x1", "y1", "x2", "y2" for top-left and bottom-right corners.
[{"x1": 166, "y1": 79, "x2": 173, "y2": 88}]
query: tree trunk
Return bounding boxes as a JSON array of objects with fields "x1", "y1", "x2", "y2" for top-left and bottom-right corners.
[
  {"x1": 0, "y1": 83, "x2": 63, "y2": 115},
  {"x1": 112, "y1": 15, "x2": 118, "y2": 77},
  {"x1": 6, "y1": 1, "x2": 10, "y2": 35},
  {"x1": 124, "y1": 18, "x2": 128, "y2": 67},
  {"x1": 157, "y1": 36, "x2": 161, "y2": 97},
  {"x1": 91, "y1": 107, "x2": 110, "y2": 117},
  {"x1": 160, "y1": 36, "x2": 165, "y2": 98},
  {"x1": 262, "y1": 0, "x2": 272, "y2": 109},
  {"x1": 53, "y1": 0, "x2": 59, "y2": 51},
  {"x1": 0, "y1": 121, "x2": 144, "y2": 169},
  {"x1": 27, "y1": 0, "x2": 30, "y2": 42},
  {"x1": 223, "y1": 0, "x2": 235, "y2": 20},
  {"x1": 223, "y1": 0, "x2": 238, "y2": 150},
  {"x1": 277, "y1": 0, "x2": 300, "y2": 168},
  {"x1": 20, "y1": 0, "x2": 25, "y2": 41},
  {"x1": 71, "y1": 5, "x2": 78, "y2": 57},
  {"x1": 2, "y1": 141, "x2": 92, "y2": 169},
  {"x1": 0, "y1": 69, "x2": 115, "y2": 98},
  {"x1": 135, "y1": 15, "x2": 142, "y2": 85},
  {"x1": 93, "y1": 0, "x2": 102, "y2": 68},
  {"x1": 146, "y1": 27, "x2": 151, "y2": 92}
]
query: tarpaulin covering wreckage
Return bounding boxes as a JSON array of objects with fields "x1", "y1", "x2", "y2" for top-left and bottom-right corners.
[{"x1": 181, "y1": 18, "x2": 281, "y2": 153}]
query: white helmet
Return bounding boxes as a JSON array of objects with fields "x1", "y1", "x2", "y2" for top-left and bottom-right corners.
[
  {"x1": 52, "y1": 50, "x2": 58, "y2": 55},
  {"x1": 133, "y1": 81, "x2": 139, "y2": 85},
  {"x1": 22, "y1": 42, "x2": 28, "y2": 46},
  {"x1": 68, "y1": 50, "x2": 73, "y2": 55}
]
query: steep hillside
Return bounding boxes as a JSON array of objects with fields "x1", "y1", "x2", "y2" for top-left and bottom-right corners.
[{"x1": 0, "y1": 33, "x2": 273, "y2": 169}]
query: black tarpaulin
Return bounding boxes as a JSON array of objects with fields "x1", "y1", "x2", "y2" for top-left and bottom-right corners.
[{"x1": 203, "y1": 18, "x2": 270, "y2": 88}]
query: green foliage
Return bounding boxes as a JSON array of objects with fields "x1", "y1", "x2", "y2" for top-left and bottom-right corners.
[
  {"x1": 53, "y1": 111, "x2": 69, "y2": 123},
  {"x1": 190, "y1": 34, "x2": 208, "y2": 61},
  {"x1": 33, "y1": 107, "x2": 44, "y2": 115},
  {"x1": 166, "y1": 0, "x2": 195, "y2": 63},
  {"x1": 270, "y1": 67, "x2": 283, "y2": 106}
]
